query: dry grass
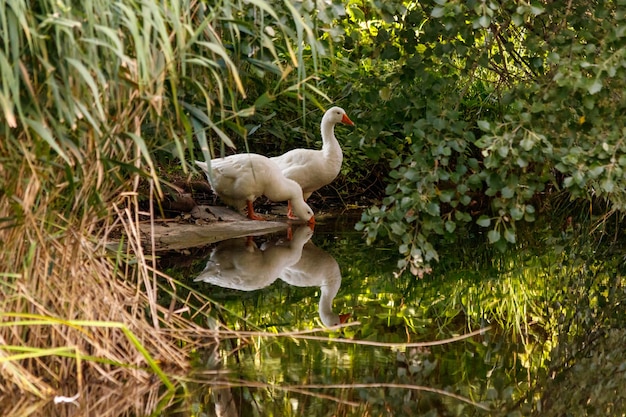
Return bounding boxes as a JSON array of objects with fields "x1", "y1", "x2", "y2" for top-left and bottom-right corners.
[
  {"x1": 0, "y1": 0, "x2": 324, "y2": 410},
  {"x1": 0, "y1": 155, "x2": 214, "y2": 402}
]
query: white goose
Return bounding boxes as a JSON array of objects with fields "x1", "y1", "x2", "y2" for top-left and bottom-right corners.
[
  {"x1": 195, "y1": 153, "x2": 315, "y2": 223},
  {"x1": 271, "y1": 106, "x2": 354, "y2": 218},
  {"x1": 278, "y1": 237, "x2": 350, "y2": 327},
  {"x1": 194, "y1": 226, "x2": 314, "y2": 291}
]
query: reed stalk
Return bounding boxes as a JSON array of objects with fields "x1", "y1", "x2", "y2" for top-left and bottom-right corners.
[{"x1": 0, "y1": 0, "x2": 322, "y2": 405}]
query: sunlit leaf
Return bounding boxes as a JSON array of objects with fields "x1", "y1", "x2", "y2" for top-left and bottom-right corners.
[
  {"x1": 588, "y1": 79, "x2": 602, "y2": 94},
  {"x1": 431, "y1": 7, "x2": 445, "y2": 18},
  {"x1": 477, "y1": 120, "x2": 491, "y2": 131},
  {"x1": 504, "y1": 228, "x2": 516, "y2": 243},
  {"x1": 487, "y1": 229, "x2": 501, "y2": 243},
  {"x1": 477, "y1": 216, "x2": 491, "y2": 227},
  {"x1": 601, "y1": 179, "x2": 615, "y2": 193},
  {"x1": 510, "y1": 206, "x2": 524, "y2": 221}
]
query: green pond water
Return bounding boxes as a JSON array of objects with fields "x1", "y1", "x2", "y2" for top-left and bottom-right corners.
[{"x1": 160, "y1": 213, "x2": 626, "y2": 417}]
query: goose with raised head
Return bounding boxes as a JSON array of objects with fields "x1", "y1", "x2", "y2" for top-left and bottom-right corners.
[
  {"x1": 278, "y1": 237, "x2": 350, "y2": 327},
  {"x1": 271, "y1": 107, "x2": 354, "y2": 218},
  {"x1": 195, "y1": 153, "x2": 315, "y2": 223},
  {"x1": 194, "y1": 226, "x2": 314, "y2": 291}
]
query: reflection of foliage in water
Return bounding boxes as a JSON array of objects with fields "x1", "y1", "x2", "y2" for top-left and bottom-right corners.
[{"x1": 163, "y1": 217, "x2": 626, "y2": 416}]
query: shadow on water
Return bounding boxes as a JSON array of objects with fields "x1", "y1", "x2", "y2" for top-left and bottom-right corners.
[{"x1": 154, "y1": 213, "x2": 626, "y2": 417}]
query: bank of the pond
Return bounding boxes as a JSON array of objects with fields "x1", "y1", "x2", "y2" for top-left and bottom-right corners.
[{"x1": 136, "y1": 199, "x2": 367, "y2": 251}]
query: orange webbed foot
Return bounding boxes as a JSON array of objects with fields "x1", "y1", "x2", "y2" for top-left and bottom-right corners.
[{"x1": 247, "y1": 200, "x2": 266, "y2": 221}]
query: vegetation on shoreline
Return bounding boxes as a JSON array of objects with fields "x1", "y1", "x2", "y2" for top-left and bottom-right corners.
[
  {"x1": 2, "y1": 0, "x2": 626, "y2": 414},
  {"x1": 0, "y1": 0, "x2": 324, "y2": 403}
]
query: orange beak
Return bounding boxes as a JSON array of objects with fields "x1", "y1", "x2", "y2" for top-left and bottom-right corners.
[
  {"x1": 339, "y1": 313, "x2": 351, "y2": 324},
  {"x1": 341, "y1": 114, "x2": 355, "y2": 126}
]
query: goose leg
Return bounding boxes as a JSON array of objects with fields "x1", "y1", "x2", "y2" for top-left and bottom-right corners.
[
  {"x1": 246, "y1": 200, "x2": 265, "y2": 221},
  {"x1": 286, "y1": 200, "x2": 299, "y2": 220}
]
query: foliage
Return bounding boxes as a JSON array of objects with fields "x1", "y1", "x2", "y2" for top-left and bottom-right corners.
[
  {"x1": 307, "y1": 0, "x2": 626, "y2": 274},
  {"x1": 3, "y1": 0, "x2": 626, "y2": 413}
]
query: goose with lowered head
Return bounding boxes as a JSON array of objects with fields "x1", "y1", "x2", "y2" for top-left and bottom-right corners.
[
  {"x1": 195, "y1": 153, "x2": 315, "y2": 223},
  {"x1": 271, "y1": 106, "x2": 354, "y2": 218},
  {"x1": 194, "y1": 226, "x2": 314, "y2": 290}
]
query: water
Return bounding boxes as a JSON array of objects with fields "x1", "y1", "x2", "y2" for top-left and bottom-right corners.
[{"x1": 160, "y1": 214, "x2": 626, "y2": 416}]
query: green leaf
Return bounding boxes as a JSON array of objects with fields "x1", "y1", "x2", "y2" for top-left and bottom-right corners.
[
  {"x1": 504, "y1": 228, "x2": 516, "y2": 243},
  {"x1": 510, "y1": 206, "x2": 524, "y2": 221},
  {"x1": 501, "y1": 186, "x2": 515, "y2": 199},
  {"x1": 24, "y1": 118, "x2": 71, "y2": 165},
  {"x1": 431, "y1": 6, "x2": 445, "y2": 18},
  {"x1": 477, "y1": 215, "x2": 491, "y2": 227},
  {"x1": 66, "y1": 58, "x2": 105, "y2": 121},
  {"x1": 487, "y1": 229, "x2": 501, "y2": 243},
  {"x1": 520, "y1": 136, "x2": 535, "y2": 151},
  {"x1": 589, "y1": 165, "x2": 604, "y2": 178},
  {"x1": 390, "y1": 222, "x2": 405, "y2": 235},
  {"x1": 439, "y1": 189, "x2": 455, "y2": 203},
  {"x1": 478, "y1": 15, "x2": 490, "y2": 28},
  {"x1": 477, "y1": 120, "x2": 491, "y2": 131},
  {"x1": 460, "y1": 194, "x2": 472, "y2": 205},
  {"x1": 404, "y1": 168, "x2": 420, "y2": 181},
  {"x1": 425, "y1": 202, "x2": 440, "y2": 216},
  {"x1": 530, "y1": 5, "x2": 545, "y2": 15},
  {"x1": 348, "y1": 5, "x2": 365, "y2": 20},
  {"x1": 182, "y1": 101, "x2": 236, "y2": 150},
  {"x1": 445, "y1": 221, "x2": 456, "y2": 233},
  {"x1": 588, "y1": 79, "x2": 602, "y2": 94},
  {"x1": 254, "y1": 92, "x2": 275, "y2": 109},
  {"x1": 601, "y1": 179, "x2": 615, "y2": 193},
  {"x1": 379, "y1": 86, "x2": 392, "y2": 101},
  {"x1": 191, "y1": 115, "x2": 212, "y2": 165},
  {"x1": 455, "y1": 211, "x2": 471, "y2": 222}
]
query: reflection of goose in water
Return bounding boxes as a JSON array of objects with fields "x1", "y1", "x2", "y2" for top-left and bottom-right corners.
[
  {"x1": 278, "y1": 240, "x2": 350, "y2": 327},
  {"x1": 194, "y1": 226, "x2": 348, "y2": 327},
  {"x1": 204, "y1": 348, "x2": 238, "y2": 417},
  {"x1": 194, "y1": 226, "x2": 314, "y2": 290}
]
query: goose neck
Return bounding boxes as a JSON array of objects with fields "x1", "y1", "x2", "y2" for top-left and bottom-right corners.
[
  {"x1": 320, "y1": 119, "x2": 339, "y2": 147},
  {"x1": 318, "y1": 278, "x2": 341, "y2": 313}
]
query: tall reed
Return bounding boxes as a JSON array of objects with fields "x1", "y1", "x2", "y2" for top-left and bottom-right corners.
[{"x1": 0, "y1": 0, "x2": 321, "y2": 401}]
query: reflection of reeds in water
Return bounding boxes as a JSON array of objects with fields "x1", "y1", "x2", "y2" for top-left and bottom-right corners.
[{"x1": 182, "y1": 325, "x2": 493, "y2": 415}]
